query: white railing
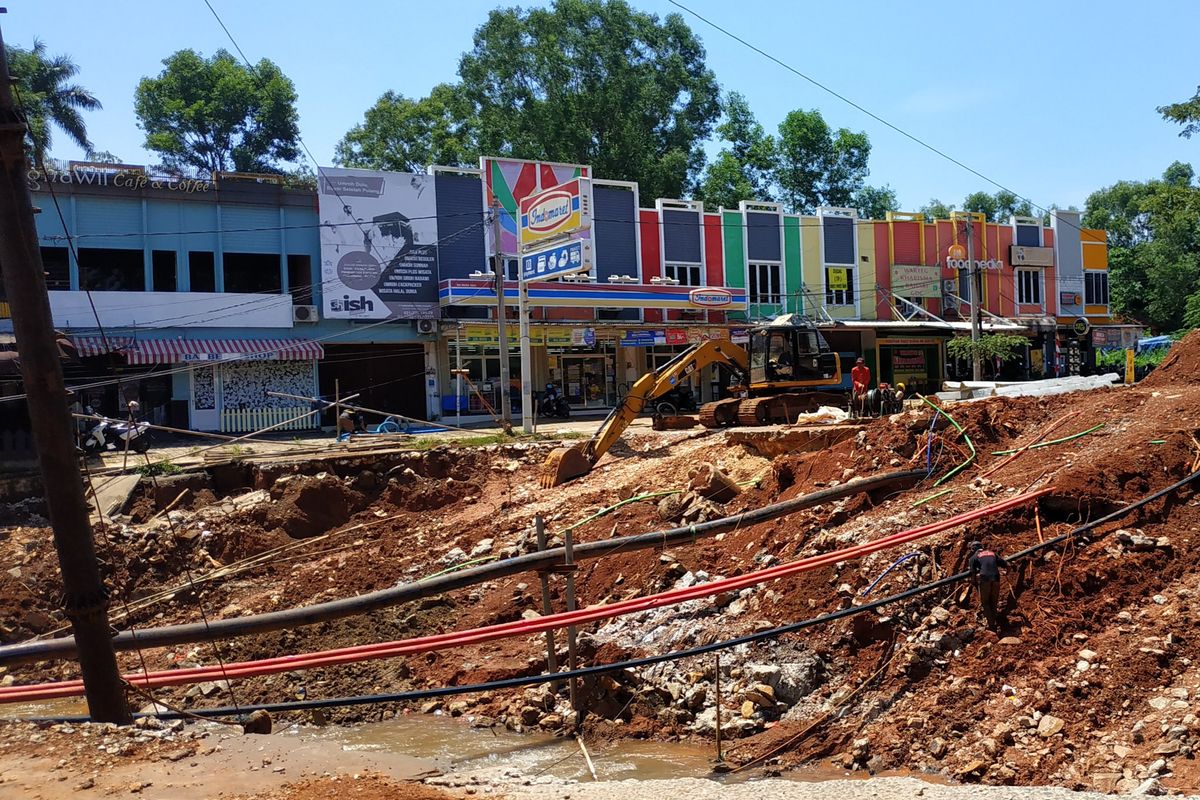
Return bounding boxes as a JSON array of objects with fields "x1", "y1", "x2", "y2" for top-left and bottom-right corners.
[{"x1": 220, "y1": 406, "x2": 318, "y2": 433}]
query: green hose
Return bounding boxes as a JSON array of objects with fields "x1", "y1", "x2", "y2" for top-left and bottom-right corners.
[
  {"x1": 560, "y1": 473, "x2": 766, "y2": 536},
  {"x1": 990, "y1": 423, "x2": 1105, "y2": 455},
  {"x1": 910, "y1": 488, "x2": 953, "y2": 508},
  {"x1": 920, "y1": 395, "x2": 976, "y2": 487}
]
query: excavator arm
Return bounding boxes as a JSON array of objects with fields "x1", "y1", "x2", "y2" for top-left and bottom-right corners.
[{"x1": 540, "y1": 339, "x2": 748, "y2": 487}]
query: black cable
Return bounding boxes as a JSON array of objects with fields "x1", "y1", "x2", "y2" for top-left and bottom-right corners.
[{"x1": 16, "y1": 467, "x2": 1198, "y2": 724}]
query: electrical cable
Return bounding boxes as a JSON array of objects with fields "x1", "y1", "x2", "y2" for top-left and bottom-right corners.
[
  {"x1": 0, "y1": 486, "x2": 1041, "y2": 700},
  {"x1": 19, "y1": 465, "x2": 1198, "y2": 723}
]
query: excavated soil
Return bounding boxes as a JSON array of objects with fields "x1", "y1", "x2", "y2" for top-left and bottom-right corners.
[{"x1": 5, "y1": 335, "x2": 1200, "y2": 794}]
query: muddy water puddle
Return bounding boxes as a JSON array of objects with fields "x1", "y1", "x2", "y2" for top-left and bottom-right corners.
[{"x1": 324, "y1": 715, "x2": 934, "y2": 785}]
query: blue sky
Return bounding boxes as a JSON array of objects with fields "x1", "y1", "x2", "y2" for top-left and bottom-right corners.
[{"x1": 8, "y1": 0, "x2": 1198, "y2": 212}]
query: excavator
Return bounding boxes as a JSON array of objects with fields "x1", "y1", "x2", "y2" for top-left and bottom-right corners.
[{"x1": 541, "y1": 315, "x2": 842, "y2": 487}]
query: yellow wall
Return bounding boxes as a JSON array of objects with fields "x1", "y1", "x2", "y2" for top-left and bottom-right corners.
[
  {"x1": 1081, "y1": 228, "x2": 1108, "y2": 270},
  {"x1": 800, "y1": 215, "x2": 823, "y2": 300},
  {"x1": 858, "y1": 222, "x2": 877, "y2": 320}
]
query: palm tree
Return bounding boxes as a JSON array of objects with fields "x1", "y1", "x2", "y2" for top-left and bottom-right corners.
[{"x1": 5, "y1": 39, "x2": 101, "y2": 164}]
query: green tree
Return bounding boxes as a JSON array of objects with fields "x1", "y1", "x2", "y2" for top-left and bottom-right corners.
[
  {"x1": 456, "y1": 0, "x2": 720, "y2": 199},
  {"x1": 1159, "y1": 86, "x2": 1200, "y2": 138},
  {"x1": 335, "y1": 84, "x2": 476, "y2": 173},
  {"x1": 946, "y1": 333, "x2": 1028, "y2": 363},
  {"x1": 774, "y1": 108, "x2": 870, "y2": 214},
  {"x1": 134, "y1": 49, "x2": 300, "y2": 175},
  {"x1": 5, "y1": 39, "x2": 101, "y2": 164},
  {"x1": 1085, "y1": 162, "x2": 1200, "y2": 332},
  {"x1": 853, "y1": 184, "x2": 898, "y2": 220},
  {"x1": 919, "y1": 198, "x2": 954, "y2": 222},
  {"x1": 696, "y1": 92, "x2": 776, "y2": 209}
]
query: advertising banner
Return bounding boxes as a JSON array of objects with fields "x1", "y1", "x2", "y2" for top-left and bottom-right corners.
[
  {"x1": 519, "y1": 179, "x2": 590, "y2": 250},
  {"x1": 482, "y1": 157, "x2": 592, "y2": 257},
  {"x1": 620, "y1": 330, "x2": 665, "y2": 348},
  {"x1": 890, "y1": 264, "x2": 941, "y2": 298},
  {"x1": 460, "y1": 325, "x2": 574, "y2": 347},
  {"x1": 520, "y1": 239, "x2": 593, "y2": 281},
  {"x1": 318, "y1": 168, "x2": 439, "y2": 320},
  {"x1": 827, "y1": 268, "x2": 849, "y2": 291}
]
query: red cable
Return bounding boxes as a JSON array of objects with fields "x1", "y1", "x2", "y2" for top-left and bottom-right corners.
[{"x1": 0, "y1": 490, "x2": 1045, "y2": 703}]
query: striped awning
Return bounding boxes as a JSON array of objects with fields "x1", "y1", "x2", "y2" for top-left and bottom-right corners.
[{"x1": 72, "y1": 336, "x2": 323, "y2": 364}]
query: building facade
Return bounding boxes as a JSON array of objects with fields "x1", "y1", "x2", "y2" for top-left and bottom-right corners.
[{"x1": 4, "y1": 158, "x2": 1123, "y2": 432}]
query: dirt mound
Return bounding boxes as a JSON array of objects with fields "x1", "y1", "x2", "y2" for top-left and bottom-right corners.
[
  {"x1": 266, "y1": 474, "x2": 366, "y2": 538},
  {"x1": 1141, "y1": 328, "x2": 1200, "y2": 388}
]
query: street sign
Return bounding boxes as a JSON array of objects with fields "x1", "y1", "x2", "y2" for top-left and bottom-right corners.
[
  {"x1": 519, "y1": 178, "x2": 591, "y2": 250},
  {"x1": 520, "y1": 239, "x2": 593, "y2": 282}
]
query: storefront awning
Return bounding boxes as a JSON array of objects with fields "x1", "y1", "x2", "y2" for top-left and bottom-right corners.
[{"x1": 72, "y1": 336, "x2": 324, "y2": 364}]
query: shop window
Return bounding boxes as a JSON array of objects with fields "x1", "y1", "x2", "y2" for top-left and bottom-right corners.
[
  {"x1": 189, "y1": 252, "x2": 216, "y2": 292},
  {"x1": 78, "y1": 248, "x2": 145, "y2": 291},
  {"x1": 40, "y1": 247, "x2": 70, "y2": 289},
  {"x1": 287, "y1": 255, "x2": 312, "y2": 298},
  {"x1": 152, "y1": 251, "x2": 177, "y2": 292},
  {"x1": 224, "y1": 252, "x2": 282, "y2": 294},
  {"x1": 1016, "y1": 269, "x2": 1041, "y2": 305},
  {"x1": 749, "y1": 263, "x2": 782, "y2": 305},
  {"x1": 1085, "y1": 272, "x2": 1109, "y2": 306},
  {"x1": 664, "y1": 263, "x2": 701, "y2": 286},
  {"x1": 824, "y1": 267, "x2": 854, "y2": 306}
]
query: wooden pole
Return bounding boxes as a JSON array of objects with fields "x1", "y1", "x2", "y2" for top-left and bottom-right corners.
[
  {"x1": 0, "y1": 23, "x2": 130, "y2": 724},
  {"x1": 714, "y1": 652, "x2": 723, "y2": 762},
  {"x1": 535, "y1": 516, "x2": 560, "y2": 684},
  {"x1": 563, "y1": 526, "x2": 580, "y2": 716}
]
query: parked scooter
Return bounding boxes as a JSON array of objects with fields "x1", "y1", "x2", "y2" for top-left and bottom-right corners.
[
  {"x1": 654, "y1": 383, "x2": 698, "y2": 417},
  {"x1": 82, "y1": 402, "x2": 152, "y2": 454},
  {"x1": 538, "y1": 384, "x2": 571, "y2": 418}
]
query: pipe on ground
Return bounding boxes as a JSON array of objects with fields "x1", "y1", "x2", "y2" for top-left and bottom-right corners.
[
  {"x1": 24, "y1": 468, "x2": 1198, "y2": 723},
  {"x1": 0, "y1": 469, "x2": 926, "y2": 668},
  {"x1": 0, "y1": 487, "x2": 1044, "y2": 701}
]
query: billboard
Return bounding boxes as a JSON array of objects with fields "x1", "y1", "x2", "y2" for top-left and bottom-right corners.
[
  {"x1": 482, "y1": 157, "x2": 592, "y2": 257},
  {"x1": 519, "y1": 178, "x2": 590, "y2": 250},
  {"x1": 318, "y1": 168, "x2": 439, "y2": 320}
]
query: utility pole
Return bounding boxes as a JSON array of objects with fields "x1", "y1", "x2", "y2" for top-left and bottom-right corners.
[
  {"x1": 966, "y1": 217, "x2": 983, "y2": 381},
  {"x1": 0, "y1": 24, "x2": 131, "y2": 724},
  {"x1": 491, "y1": 202, "x2": 512, "y2": 426}
]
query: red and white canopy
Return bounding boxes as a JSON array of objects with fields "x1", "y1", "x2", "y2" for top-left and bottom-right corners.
[{"x1": 72, "y1": 336, "x2": 324, "y2": 364}]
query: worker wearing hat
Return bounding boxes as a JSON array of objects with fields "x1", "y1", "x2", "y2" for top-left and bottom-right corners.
[{"x1": 969, "y1": 540, "x2": 1009, "y2": 629}]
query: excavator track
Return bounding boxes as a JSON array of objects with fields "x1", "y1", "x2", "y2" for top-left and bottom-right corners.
[
  {"x1": 735, "y1": 393, "x2": 833, "y2": 427},
  {"x1": 698, "y1": 398, "x2": 742, "y2": 428}
]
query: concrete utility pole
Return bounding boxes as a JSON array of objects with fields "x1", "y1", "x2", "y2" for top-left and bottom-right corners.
[
  {"x1": 0, "y1": 24, "x2": 131, "y2": 724},
  {"x1": 491, "y1": 202, "x2": 512, "y2": 425},
  {"x1": 966, "y1": 218, "x2": 983, "y2": 381}
]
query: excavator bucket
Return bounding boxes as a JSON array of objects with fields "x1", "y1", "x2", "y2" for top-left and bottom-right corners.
[{"x1": 540, "y1": 444, "x2": 593, "y2": 488}]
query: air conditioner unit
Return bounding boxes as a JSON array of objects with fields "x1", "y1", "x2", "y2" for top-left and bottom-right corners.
[
  {"x1": 942, "y1": 279, "x2": 958, "y2": 293},
  {"x1": 942, "y1": 295, "x2": 960, "y2": 319},
  {"x1": 292, "y1": 304, "x2": 318, "y2": 323},
  {"x1": 414, "y1": 319, "x2": 438, "y2": 335}
]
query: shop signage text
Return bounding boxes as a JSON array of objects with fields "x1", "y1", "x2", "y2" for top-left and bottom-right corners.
[
  {"x1": 688, "y1": 288, "x2": 733, "y2": 307},
  {"x1": 946, "y1": 257, "x2": 1004, "y2": 271},
  {"x1": 521, "y1": 239, "x2": 592, "y2": 281},
  {"x1": 827, "y1": 268, "x2": 849, "y2": 290},
  {"x1": 181, "y1": 351, "x2": 277, "y2": 362},
  {"x1": 519, "y1": 178, "x2": 590, "y2": 249},
  {"x1": 890, "y1": 264, "x2": 941, "y2": 298},
  {"x1": 1010, "y1": 245, "x2": 1054, "y2": 267},
  {"x1": 27, "y1": 166, "x2": 212, "y2": 194}
]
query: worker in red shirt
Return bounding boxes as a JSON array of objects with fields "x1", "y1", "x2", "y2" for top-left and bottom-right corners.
[{"x1": 851, "y1": 357, "x2": 871, "y2": 415}]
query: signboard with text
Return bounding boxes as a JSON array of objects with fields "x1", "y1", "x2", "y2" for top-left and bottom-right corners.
[
  {"x1": 891, "y1": 264, "x2": 941, "y2": 298},
  {"x1": 518, "y1": 178, "x2": 591, "y2": 250},
  {"x1": 318, "y1": 168, "x2": 439, "y2": 320},
  {"x1": 520, "y1": 239, "x2": 592, "y2": 281}
]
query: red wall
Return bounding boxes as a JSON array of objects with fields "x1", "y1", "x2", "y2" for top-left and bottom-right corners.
[{"x1": 639, "y1": 209, "x2": 663, "y2": 323}]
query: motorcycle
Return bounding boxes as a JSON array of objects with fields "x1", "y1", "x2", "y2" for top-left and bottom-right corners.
[
  {"x1": 653, "y1": 383, "x2": 698, "y2": 417},
  {"x1": 82, "y1": 403, "x2": 152, "y2": 454},
  {"x1": 538, "y1": 385, "x2": 571, "y2": 418}
]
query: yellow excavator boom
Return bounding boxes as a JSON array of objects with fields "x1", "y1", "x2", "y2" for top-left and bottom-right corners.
[{"x1": 540, "y1": 339, "x2": 748, "y2": 487}]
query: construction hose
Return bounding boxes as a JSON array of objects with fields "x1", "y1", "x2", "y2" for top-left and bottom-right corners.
[
  {"x1": 989, "y1": 424, "x2": 1105, "y2": 456},
  {"x1": 919, "y1": 395, "x2": 976, "y2": 486},
  {"x1": 0, "y1": 488, "x2": 1043, "y2": 702},
  {"x1": 20, "y1": 467, "x2": 1199, "y2": 724},
  {"x1": 0, "y1": 470, "x2": 927, "y2": 668}
]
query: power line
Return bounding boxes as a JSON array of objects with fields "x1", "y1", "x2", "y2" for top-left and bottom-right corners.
[{"x1": 666, "y1": 0, "x2": 1091, "y2": 236}]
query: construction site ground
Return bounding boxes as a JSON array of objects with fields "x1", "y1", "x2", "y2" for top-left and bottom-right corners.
[{"x1": 6, "y1": 334, "x2": 1200, "y2": 797}]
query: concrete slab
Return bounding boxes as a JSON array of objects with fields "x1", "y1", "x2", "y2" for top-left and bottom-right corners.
[{"x1": 86, "y1": 473, "x2": 141, "y2": 522}]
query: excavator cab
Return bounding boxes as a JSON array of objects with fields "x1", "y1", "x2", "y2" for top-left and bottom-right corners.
[{"x1": 748, "y1": 326, "x2": 839, "y2": 388}]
